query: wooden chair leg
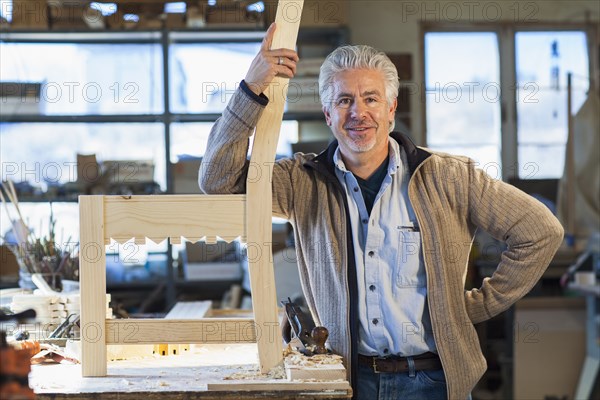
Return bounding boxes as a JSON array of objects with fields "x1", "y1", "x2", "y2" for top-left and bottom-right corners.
[
  {"x1": 79, "y1": 196, "x2": 108, "y2": 376},
  {"x1": 247, "y1": 241, "x2": 283, "y2": 373},
  {"x1": 246, "y1": 0, "x2": 304, "y2": 373}
]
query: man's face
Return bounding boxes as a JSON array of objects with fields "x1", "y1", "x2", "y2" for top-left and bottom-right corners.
[{"x1": 323, "y1": 69, "x2": 397, "y2": 159}]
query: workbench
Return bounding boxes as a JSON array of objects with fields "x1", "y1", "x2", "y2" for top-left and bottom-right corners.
[{"x1": 29, "y1": 343, "x2": 352, "y2": 400}]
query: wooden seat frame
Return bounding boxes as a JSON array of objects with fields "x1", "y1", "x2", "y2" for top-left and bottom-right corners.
[{"x1": 79, "y1": 1, "x2": 304, "y2": 376}]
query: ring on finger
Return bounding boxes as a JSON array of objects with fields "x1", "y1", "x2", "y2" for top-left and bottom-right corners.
[{"x1": 278, "y1": 56, "x2": 284, "y2": 65}]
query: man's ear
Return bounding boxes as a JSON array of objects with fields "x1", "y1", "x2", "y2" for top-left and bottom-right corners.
[
  {"x1": 323, "y1": 106, "x2": 332, "y2": 126},
  {"x1": 388, "y1": 98, "x2": 398, "y2": 121}
]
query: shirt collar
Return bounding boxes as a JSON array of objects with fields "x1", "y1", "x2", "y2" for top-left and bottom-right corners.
[
  {"x1": 333, "y1": 146, "x2": 348, "y2": 173},
  {"x1": 333, "y1": 137, "x2": 405, "y2": 176}
]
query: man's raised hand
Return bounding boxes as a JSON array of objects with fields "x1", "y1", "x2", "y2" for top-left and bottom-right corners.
[{"x1": 244, "y1": 22, "x2": 299, "y2": 96}]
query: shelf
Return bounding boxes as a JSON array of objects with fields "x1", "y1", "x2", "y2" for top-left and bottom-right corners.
[
  {"x1": 0, "y1": 30, "x2": 162, "y2": 43},
  {"x1": 9, "y1": 197, "x2": 79, "y2": 203},
  {"x1": 1, "y1": 112, "x2": 324, "y2": 124},
  {"x1": 568, "y1": 283, "x2": 600, "y2": 297},
  {"x1": 107, "y1": 279, "x2": 241, "y2": 304},
  {"x1": 175, "y1": 279, "x2": 240, "y2": 289},
  {"x1": 0, "y1": 27, "x2": 348, "y2": 44},
  {"x1": 0, "y1": 114, "x2": 163, "y2": 123},
  {"x1": 108, "y1": 281, "x2": 165, "y2": 291},
  {"x1": 0, "y1": 28, "x2": 264, "y2": 43},
  {"x1": 173, "y1": 112, "x2": 325, "y2": 123}
]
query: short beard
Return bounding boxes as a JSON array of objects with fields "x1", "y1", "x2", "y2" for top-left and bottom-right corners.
[{"x1": 344, "y1": 136, "x2": 377, "y2": 153}]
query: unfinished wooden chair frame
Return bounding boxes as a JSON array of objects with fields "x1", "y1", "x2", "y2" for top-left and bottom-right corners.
[{"x1": 79, "y1": 0, "x2": 304, "y2": 377}]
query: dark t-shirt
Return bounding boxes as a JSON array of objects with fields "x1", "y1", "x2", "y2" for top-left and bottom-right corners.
[{"x1": 355, "y1": 157, "x2": 389, "y2": 216}]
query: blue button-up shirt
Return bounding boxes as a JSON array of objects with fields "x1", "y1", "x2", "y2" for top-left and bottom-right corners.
[{"x1": 333, "y1": 138, "x2": 437, "y2": 357}]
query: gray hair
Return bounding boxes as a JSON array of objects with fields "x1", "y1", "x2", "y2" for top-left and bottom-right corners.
[{"x1": 319, "y1": 45, "x2": 399, "y2": 132}]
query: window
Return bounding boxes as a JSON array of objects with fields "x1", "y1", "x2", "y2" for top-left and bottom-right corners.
[{"x1": 424, "y1": 28, "x2": 590, "y2": 180}]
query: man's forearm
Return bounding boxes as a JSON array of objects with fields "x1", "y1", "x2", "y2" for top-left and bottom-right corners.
[
  {"x1": 199, "y1": 81, "x2": 268, "y2": 194},
  {"x1": 464, "y1": 166, "x2": 564, "y2": 323}
]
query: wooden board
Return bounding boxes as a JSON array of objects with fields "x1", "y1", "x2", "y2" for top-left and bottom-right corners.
[
  {"x1": 35, "y1": 393, "x2": 350, "y2": 400},
  {"x1": 161, "y1": 301, "x2": 214, "y2": 355},
  {"x1": 284, "y1": 352, "x2": 347, "y2": 381},
  {"x1": 165, "y1": 301, "x2": 213, "y2": 319},
  {"x1": 285, "y1": 364, "x2": 347, "y2": 381},
  {"x1": 105, "y1": 319, "x2": 257, "y2": 344},
  {"x1": 246, "y1": 0, "x2": 304, "y2": 374},
  {"x1": 104, "y1": 195, "x2": 246, "y2": 244},
  {"x1": 206, "y1": 381, "x2": 351, "y2": 391},
  {"x1": 79, "y1": 195, "x2": 107, "y2": 376}
]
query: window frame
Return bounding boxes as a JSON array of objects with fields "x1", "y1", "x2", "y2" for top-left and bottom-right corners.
[{"x1": 420, "y1": 21, "x2": 598, "y2": 180}]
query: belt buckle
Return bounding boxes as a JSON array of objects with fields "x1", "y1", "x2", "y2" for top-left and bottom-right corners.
[{"x1": 372, "y1": 357, "x2": 382, "y2": 374}]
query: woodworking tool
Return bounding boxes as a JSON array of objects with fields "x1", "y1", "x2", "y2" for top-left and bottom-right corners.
[{"x1": 281, "y1": 297, "x2": 328, "y2": 356}]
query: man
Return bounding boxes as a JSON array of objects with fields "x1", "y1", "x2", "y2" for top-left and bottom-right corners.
[{"x1": 199, "y1": 23, "x2": 564, "y2": 400}]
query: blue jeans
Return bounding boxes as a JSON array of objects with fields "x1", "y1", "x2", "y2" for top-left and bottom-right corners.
[{"x1": 356, "y1": 363, "x2": 472, "y2": 400}]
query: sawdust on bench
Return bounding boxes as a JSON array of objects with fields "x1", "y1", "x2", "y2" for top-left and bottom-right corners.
[{"x1": 222, "y1": 346, "x2": 343, "y2": 380}]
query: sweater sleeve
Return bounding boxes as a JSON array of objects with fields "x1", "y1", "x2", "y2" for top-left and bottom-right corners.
[
  {"x1": 464, "y1": 165, "x2": 564, "y2": 324},
  {"x1": 198, "y1": 82, "x2": 295, "y2": 219}
]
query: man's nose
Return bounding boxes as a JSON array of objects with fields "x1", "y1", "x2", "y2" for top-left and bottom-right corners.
[{"x1": 349, "y1": 100, "x2": 367, "y2": 119}]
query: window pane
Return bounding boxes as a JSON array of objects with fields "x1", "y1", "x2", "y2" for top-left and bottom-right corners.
[
  {"x1": 169, "y1": 43, "x2": 261, "y2": 114},
  {"x1": 0, "y1": 43, "x2": 164, "y2": 115},
  {"x1": 516, "y1": 32, "x2": 589, "y2": 90},
  {"x1": 427, "y1": 144, "x2": 501, "y2": 177},
  {"x1": 170, "y1": 121, "x2": 298, "y2": 162},
  {"x1": 426, "y1": 33, "x2": 499, "y2": 87},
  {"x1": 425, "y1": 32, "x2": 501, "y2": 169},
  {"x1": 518, "y1": 144, "x2": 565, "y2": 179},
  {"x1": 426, "y1": 88, "x2": 501, "y2": 146},
  {"x1": 0, "y1": 123, "x2": 166, "y2": 191},
  {"x1": 517, "y1": 87, "x2": 588, "y2": 144},
  {"x1": 515, "y1": 31, "x2": 589, "y2": 178}
]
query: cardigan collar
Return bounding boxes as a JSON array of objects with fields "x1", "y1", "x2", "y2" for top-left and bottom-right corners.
[{"x1": 305, "y1": 131, "x2": 431, "y2": 180}]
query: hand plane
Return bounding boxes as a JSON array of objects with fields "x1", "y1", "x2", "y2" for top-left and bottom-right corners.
[{"x1": 281, "y1": 297, "x2": 328, "y2": 356}]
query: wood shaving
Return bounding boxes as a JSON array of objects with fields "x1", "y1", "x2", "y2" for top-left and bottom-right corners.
[
  {"x1": 223, "y1": 364, "x2": 286, "y2": 380},
  {"x1": 223, "y1": 366, "x2": 259, "y2": 380},
  {"x1": 282, "y1": 344, "x2": 295, "y2": 357},
  {"x1": 284, "y1": 348, "x2": 343, "y2": 367},
  {"x1": 222, "y1": 348, "x2": 342, "y2": 381},
  {"x1": 267, "y1": 365, "x2": 286, "y2": 379}
]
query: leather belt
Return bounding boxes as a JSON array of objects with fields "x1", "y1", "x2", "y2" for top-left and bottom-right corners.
[{"x1": 358, "y1": 352, "x2": 442, "y2": 374}]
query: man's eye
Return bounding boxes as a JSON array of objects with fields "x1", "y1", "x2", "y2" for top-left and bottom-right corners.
[
  {"x1": 338, "y1": 98, "x2": 350, "y2": 105},
  {"x1": 366, "y1": 97, "x2": 377, "y2": 103}
]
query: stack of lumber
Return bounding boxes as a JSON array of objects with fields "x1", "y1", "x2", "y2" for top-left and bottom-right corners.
[{"x1": 9, "y1": 293, "x2": 113, "y2": 339}]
